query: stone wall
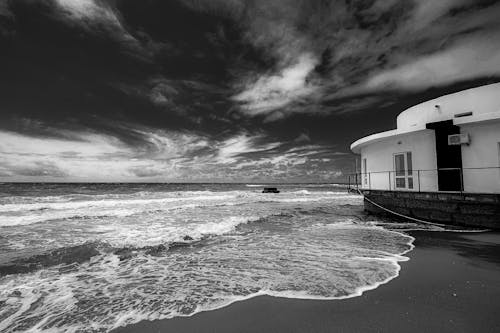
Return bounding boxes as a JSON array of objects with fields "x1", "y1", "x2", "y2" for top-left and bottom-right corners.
[{"x1": 362, "y1": 190, "x2": 500, "y2": 229}]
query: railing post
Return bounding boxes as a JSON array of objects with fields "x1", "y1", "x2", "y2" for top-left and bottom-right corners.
[
  {"x1": 460, "y1": 168, "x2": 463, "y2": 194},
  {"x1": 418, "y1": 170, "x2": 421, "y2": 192},
  {"x1": 388, "y1": 171, "x2": 391, "y2": 191},
  {"x1": 348, "y1": 175, "x2": 350, "y2": 192},
  {"x1": 369, "y1": 172, "x2": 371, "y2": 190},
  {"x1": 355, "y1": 173, "x2": 358, "y2": 190}
]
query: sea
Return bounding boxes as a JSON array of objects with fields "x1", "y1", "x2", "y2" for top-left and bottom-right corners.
[{"x1": 0, "y1": 183, "x2": 441, "y2": 332}]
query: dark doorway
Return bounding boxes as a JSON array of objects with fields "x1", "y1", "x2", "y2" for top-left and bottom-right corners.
[{"x1": 426, "y1": 120, "x2": 463, "y2": 191}]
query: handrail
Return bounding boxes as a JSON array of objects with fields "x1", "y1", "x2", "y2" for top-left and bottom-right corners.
[
  {"x1": 348, "y1": 166, "x2": 500, "y2": 176},
  {"x1": 346, "y1": 166, "x2": 500, "y2": 194}
]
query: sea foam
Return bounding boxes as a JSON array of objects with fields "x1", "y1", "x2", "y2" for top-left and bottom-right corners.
[
  {"x1": 0, "y1": 185, "x2": 411, "y2": 332},
  {"x1": 0, "y1": 221, "x2": 413, "y2": 332}
]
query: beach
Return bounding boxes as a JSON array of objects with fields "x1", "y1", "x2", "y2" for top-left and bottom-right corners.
[
  {"x1": 2, "y1": 1, "x2": 500, "y2": 332},
  {"x1": 116, "y1": 231, "x2": 500, "y2": 333}
]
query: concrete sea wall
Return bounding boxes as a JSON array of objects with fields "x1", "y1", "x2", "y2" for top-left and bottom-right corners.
[{"x1": 362, "y1": 190, "x2": 500, "y2": 229}]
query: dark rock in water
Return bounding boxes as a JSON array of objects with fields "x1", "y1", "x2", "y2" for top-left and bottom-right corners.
[
  {"x1": 168, "y1": 242, "x2": 192, "y2": 251},
  {"x1": 145, "y1": 244, "x2": 167, "y2": 256},
  {"x1": 0, "y1": 243, "x2": 100, "y2": 276},
  {"x1": 114, "y1": 248, "x2": 136, "y2": 261},
  {"x1": 113, "y1": 238, "x2": 197, "y2": 260},
  {"x1": 115, "y1": 244, "x2": 169, "y2": 259},
  {"x1": 9, "y1": 290, "x2": 22, "y2": 297},
  {"x1": 262, "y1": 187, "x2": 280, "y2": 193}
]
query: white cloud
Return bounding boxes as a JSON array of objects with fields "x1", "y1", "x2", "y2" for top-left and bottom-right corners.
[
  {"x1": 53, "y1": 0, "x2": 153, "y2": 58},
  {"x1": 55, "y1": 0, "x2": 119, "y2": 24},
  {"x1": 405, "y1": 0, "x2": 474, "y2": 32},
  {"x1": 229, "y1": 144, "x2": 345, "y2": 172},
  {"x1": 148, "y1": 81, "x2": 179, "y2": 106},
  {"x1": 231, "y1": 152, "x2": 308, "y2": 170},
  {"x1": 0, "y1": 129, "x2": 210, "y2": 182},
  {"x1": 0, "y1": 130, "x2": 124, "y2": 157},
  {"x1": 364, "y1": 30, "x2": 500, "y2": 91},
  {"x1": 0, "y1": 129, "x2": 305, "y2": 181},
  {"x1": 233, "y1": 53, "x2": 320, "y2": 116},
  {"x1": 214, "y1": 134, "x2": 281, "y2": 164},
  {"x1": 135, "y1": 130, "x2": 208, "y2": 159},
  {"x1": 294, "y1": 133, "x2": 310, "y2": 143}
]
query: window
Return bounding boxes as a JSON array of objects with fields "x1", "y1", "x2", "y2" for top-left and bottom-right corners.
[
  {"x1": 394, "y1": 152, "x2": 414, "y2": 190},
  {"x1": 407, "y1": 152, "x2": 412, "y2": 176},
  {"x1": 395, "y1": 154, "x2": 405, "y2": 177}
]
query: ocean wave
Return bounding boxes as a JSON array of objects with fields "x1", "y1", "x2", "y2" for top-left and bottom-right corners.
[
  {"x1": 0, "y1": 191, "x2": 360, "y2": 227},
  {"x1": 0, "y1": 219, "x2": 414, "y2": 333},
  {"x1": 0, "y1": 214, "x2": 262, "y2": 276},
  {"x1": 0, "y1": 193, "x2": 235, "y2": 213},
  {"x1": 0, "y1": 209, "x2": 137, "y2": 227},
  {"x1": 0, "y1": 189, "x2": 342, "y2": 214},
  {"x1": 0, "y1": 185, "x2": 388, "y2": 332},
  {"x1": 0, "y1": 199, "x2": 257, "y2": 227},
  {"x1": 0, "y1": 243, "x2": 103, "y2": 276}
]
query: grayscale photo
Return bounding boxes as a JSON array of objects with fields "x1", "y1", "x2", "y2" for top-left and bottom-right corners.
[{"x1": 0, "y1": 0, "x2": 499, "y2": 332}]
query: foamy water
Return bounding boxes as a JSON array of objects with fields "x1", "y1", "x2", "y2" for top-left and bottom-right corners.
[{"x1": 0, "y1": 183, "x2": 414, "y2": 332}]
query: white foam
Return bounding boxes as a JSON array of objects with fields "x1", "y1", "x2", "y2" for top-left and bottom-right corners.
[
  {"x1": 0, "y1": 186, "x2": 413, "y2": 332},
  {"x1": 0, "y1": 194, "x2": 234, "y2": 213},
  {"x1": 0, "y1": 220, "x2": 414, "y2": 332},
  {"x1": 192, "y1": 216, "x2": 260, "y2": 237},
  {"x1": 0, "y1": 195, "x2": 242, "y2": 227},
  {"x1": 100, "y1": 215, "x2": 261, "y2": 248},
  {"x1": 0, "y1": 190, "x2": 362, "y2": 227},
  {"x1": 292, "y1": 190, "x2": 311, "y2": 195}
]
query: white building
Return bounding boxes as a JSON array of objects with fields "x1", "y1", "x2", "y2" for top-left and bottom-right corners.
[{"x1": 350, "y1": 83, "x2": 500, "y2": 194}]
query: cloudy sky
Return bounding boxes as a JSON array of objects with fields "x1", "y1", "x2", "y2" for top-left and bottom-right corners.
[{"x1": 0, "y1": 0, "x2": 499, "y2": 182}]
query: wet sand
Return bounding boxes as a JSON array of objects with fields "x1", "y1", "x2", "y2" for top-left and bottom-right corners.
[{"x1": 115, "y1": 231, "x2": 500, "y2": 333}]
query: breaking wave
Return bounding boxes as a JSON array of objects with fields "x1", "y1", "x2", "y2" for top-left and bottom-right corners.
[
  {"x1": 0, "y1": 190, "x2": 357, "y2": 227},
  {"x1": 0, "y1": 184, "x2": 418, "y2": 332},
  {"x1": 0, "y1": 221, "x2": 413, "y2": 332}
]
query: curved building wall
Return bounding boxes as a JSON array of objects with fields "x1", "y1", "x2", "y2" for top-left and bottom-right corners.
[
  {"x1": 359, "y1": 120, "x2": 500, "y2": 194},
  {"x1": 396, "y1": 83, "x2": 500, "y2": 131},
  {"x1": 353, "y1": 83, "x2": 500, "y2": 194},
  {"x1": 460, "y1": 120, "x2": 500, "y2": 193},
  {"x1": 359, "y1": 130, "x2": 438, "y2": 192}
]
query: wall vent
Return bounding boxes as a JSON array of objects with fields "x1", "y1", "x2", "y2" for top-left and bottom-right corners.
[
  {"x1": 448, "y1": 133, "x2": 470, "y2": 145},
  {"x1": 454, "y1": 111, "x2": 473, "y2": 118}
]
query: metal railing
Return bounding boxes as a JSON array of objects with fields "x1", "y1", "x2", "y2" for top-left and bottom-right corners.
[{"x1": 347, "y1": 166, "x2": 500, "y2": 194}]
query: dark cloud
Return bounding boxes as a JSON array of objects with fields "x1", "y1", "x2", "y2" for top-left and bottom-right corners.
[{"x1": 0, "y1": 0, "x2": 499, "y2": 181}]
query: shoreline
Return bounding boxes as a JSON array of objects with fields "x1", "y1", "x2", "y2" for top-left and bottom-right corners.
[{"x1": 115, "y1": 230, "x2": 500, "y2": 333}]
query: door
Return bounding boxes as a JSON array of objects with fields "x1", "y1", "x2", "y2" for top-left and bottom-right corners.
[
  {"x1": 426, "y1": 120, "x2": 463, "y2": 191},
  {"x1": 394, "y1": 152, "x2": 413, "y2": 190}
]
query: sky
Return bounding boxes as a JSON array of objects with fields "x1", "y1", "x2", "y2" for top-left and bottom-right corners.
[{"x1": 0, "y1": 0, "x2": 499, "y2": 182}]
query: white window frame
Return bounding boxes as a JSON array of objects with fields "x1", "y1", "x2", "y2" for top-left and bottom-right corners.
[
  {"x1": 362, "y1": 158, "x2": 368, "y2": 186},
  {"x1": 498, "y1": 143, "x2": 500, "y2": 180},
  {"x1": 393, "y1": 152, "x2": 414, "y2": 190}
]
